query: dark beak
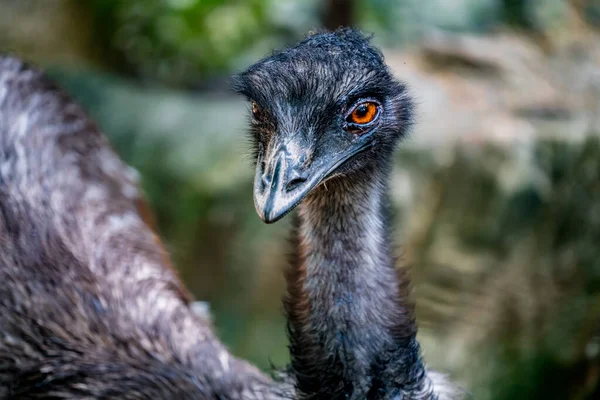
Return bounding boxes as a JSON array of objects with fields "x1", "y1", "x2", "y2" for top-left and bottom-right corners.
[
  {"x1": 253, "y1": 139, "x2": 319, "y2": 224},
  {"x1": 253, "y1": 136, "x2": 372, "y2": 224}
]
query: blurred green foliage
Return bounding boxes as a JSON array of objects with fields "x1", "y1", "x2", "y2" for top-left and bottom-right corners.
[
  {"x1": 84, "y1": 0, "x2": 312, "y2": 85},
  {"x1": 76, "y1": 0, "x2": 586, "y2": 86}
]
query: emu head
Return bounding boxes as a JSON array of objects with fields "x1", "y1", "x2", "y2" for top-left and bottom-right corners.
[{"x1": 233, "y1": 28, "x2": 413, "y2": 223}]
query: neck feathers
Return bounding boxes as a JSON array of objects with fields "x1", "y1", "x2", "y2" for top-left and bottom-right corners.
[{"x1": 284, "y1": 166, "x2": 432, "y2": 399}]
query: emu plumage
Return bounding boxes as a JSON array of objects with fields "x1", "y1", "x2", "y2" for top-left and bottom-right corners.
[{"x1": 0, "y1": 56, "x2": 287, "y2": 399}]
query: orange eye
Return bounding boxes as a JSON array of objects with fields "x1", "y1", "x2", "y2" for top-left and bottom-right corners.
[
  {"x1": 251, "y1": 101, "x2": 262, "y2": 119},
  {"x1": 348, "y1": 102, "x2": 379, "y2": 125}
]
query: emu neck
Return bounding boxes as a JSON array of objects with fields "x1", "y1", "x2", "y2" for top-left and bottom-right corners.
[{"x1": 286, "y1": 166, "x2": 429, "y2": 399}]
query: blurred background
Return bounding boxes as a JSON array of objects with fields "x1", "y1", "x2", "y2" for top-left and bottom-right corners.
[{"x1": 1, "y1": 0, "x2": 599, "y2": 398}]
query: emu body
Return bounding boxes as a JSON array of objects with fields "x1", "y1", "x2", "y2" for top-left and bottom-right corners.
[
  {"x1": 0, "y1": 57, "x2": 285, "y2": 399},
  {"x1": 235, "y1": 29, "x2": 461, "y2": 399}
]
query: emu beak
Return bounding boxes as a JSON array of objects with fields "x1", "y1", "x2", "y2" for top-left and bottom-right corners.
[
  {"x1": 253, "y1": 136, "x2": 373, "y2": 224},
  {"x1": 253, "y1": 139, "x2": 320, "y2": 224}
]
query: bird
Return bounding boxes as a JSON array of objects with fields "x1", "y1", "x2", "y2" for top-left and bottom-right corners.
[
  {"x1": 0, "y1": 56, "x2": 290, "y2": 399},
  {"x1": 233, "y1": 28, "x2": 463, "y2": 400}
]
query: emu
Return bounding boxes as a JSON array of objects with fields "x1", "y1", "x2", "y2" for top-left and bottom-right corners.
[
  {"x1": 0, "y1": 56, "x2": 288, "y2": 399},
  {"x1": 234, "y1": 28, "x2": 461, "y2": 399}
]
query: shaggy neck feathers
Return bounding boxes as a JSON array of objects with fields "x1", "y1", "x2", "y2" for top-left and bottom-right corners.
[{"x1": 285, "y1": 163, "x2": 432, "y2": 399}]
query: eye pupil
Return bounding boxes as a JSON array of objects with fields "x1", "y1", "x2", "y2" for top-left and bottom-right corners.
[
  {"x1": 356, "y1": 105, "x2": 368, "y2": 116},
  {"x1": 252, "y1": 102, "x2": 260, "y2": 117}
]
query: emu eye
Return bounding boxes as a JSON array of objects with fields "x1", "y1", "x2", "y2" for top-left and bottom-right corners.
[
  {"x1": 347, "y1": 102, "x2": 379, "y2": 125},
  {"x1": 251, "y1": 101, "x2": 262, "y2": 120}
]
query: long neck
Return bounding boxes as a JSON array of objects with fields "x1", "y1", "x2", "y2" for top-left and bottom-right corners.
[{"x1": 285, "y1": 164, "x2": 432, "y2": 399}]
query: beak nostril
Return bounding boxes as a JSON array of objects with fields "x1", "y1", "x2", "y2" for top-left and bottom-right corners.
[
  {"x1": 285, "y1": 176, "x2": 307, "y2": 192},
  {"x1": 258, "y1": 162, "x2": 269, "y2": 190}
]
